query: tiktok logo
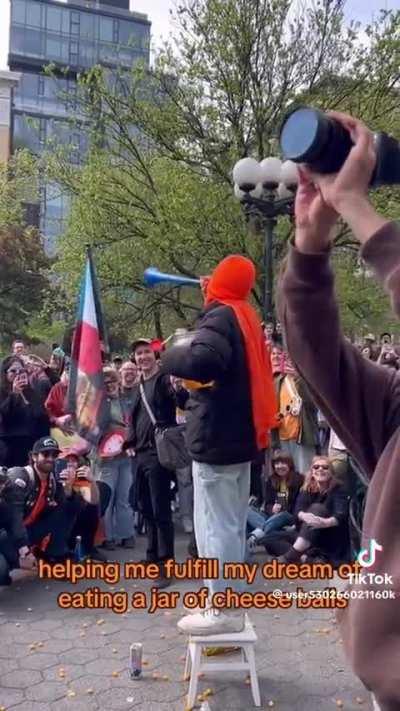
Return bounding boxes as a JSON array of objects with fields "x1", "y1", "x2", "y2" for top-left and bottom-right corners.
[{"x1": 357, "y1": 538, "x2": 383, "y2": 568}]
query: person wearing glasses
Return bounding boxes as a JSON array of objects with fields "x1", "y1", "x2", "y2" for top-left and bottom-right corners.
[
  {"x1": 0, "y1": 356, "x2": 50, "y2": 467},
  {"x1": 5, "y1": 437, "x2": 83, "y2": 564},
  {"x1": 278, "y1": 456, "x2": 349, "y2": 565}
]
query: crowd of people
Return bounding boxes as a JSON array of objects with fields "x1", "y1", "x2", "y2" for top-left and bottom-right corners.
[
  {"x1": 1, "y1": 328, "x2": 370, "y2": 588},
  {"x1": 0, "y1": 110, "x2": 399, "y2": 710}
]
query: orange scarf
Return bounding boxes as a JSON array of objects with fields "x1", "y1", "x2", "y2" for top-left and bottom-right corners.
[{"x1": 205, "y1": 255, "x2": 278, "y2": 450}]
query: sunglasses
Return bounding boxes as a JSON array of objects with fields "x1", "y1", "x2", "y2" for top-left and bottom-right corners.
[
  {"x1": 40, "y1": 451, "x2": 58, "y2": 459},
  {"x1": 7, "y1": 368, "x2": 26, "y2": 375},
  {"x1": 312, "y1": 464, "x2": 329, "y2": 470}
]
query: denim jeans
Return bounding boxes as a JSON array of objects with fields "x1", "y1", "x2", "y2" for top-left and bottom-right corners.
[
  {"x1": 192, "y1": 459, "x2": 250, "y2": 596},
  {"x1": 176, "y1": 464, "x2": 193, "y2": 522},
  {"x1": 247, "y1": 508, "x2": 294, "y2": 536},
  {"x1": 96, "y1": 455, "x2": 135, "y2": 541}
]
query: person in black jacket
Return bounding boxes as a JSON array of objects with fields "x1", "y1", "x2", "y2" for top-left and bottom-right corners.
[
  {"x1": 0, "y1": 356, "x2": 50, "y2": 467},
  {"x1": 0, "y1": 469, "x2": 37, "y2": 585},
  {"x1": 6, "y1": 436, "x2": 83, "y2": 563},
  {"x1": 161, "y1": 255, "x2": 277, "y2": 635},
  {"x1": 279, "y1": 455, "x2": 350, "y2": 565},
  {"x1": 127, "y1": 339, "x2": 186, "y2": 588},
  {"x1": 246, "y1": 452, "x2": 303, "y2": 550}
]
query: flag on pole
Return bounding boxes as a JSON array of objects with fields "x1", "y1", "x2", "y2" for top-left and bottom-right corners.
[{"x1": 67, "y1": 247, "x2": 108, "y2": 444}]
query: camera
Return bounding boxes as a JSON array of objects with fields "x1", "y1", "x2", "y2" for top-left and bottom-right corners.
[{"x1": 279, "y1": 106, "x2": 400, "y2": 187}]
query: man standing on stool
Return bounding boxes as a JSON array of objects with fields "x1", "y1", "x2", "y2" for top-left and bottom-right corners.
[{"x1": 162, "y1": 255, "x2": 277, "y2": 634}]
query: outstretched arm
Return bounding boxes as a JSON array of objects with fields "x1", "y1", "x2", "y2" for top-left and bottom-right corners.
[{"x1": 278, "y1": 112, "x2": 400, "y2": 477}]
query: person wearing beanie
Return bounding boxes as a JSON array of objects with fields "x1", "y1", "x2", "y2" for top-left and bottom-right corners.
[{"x1": 161, "y1": 254, "x2": 278, "y2": 635}]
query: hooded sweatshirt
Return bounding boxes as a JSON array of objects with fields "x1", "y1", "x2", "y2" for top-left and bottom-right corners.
[{"x1": 278, "y1": 222, "x2": 400, "y2": 711}]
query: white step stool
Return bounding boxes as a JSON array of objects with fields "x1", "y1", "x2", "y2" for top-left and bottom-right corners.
[{"x1": 184, "y1": 613, "x2": 261, "y2": 708}]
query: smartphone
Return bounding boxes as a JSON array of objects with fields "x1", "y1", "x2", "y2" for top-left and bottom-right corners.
[{"x1": 55, "y1": 459, "x2": 77, "y2": 479}]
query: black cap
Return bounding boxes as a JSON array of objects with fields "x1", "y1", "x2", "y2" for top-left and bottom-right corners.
[{"x1": 32, "y1": 437, "x2": 60, "y2": 455}]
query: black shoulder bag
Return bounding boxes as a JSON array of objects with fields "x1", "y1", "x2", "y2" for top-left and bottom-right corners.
[{"x1": 139, "y1": 380, "x2": 191, "y2": 471}]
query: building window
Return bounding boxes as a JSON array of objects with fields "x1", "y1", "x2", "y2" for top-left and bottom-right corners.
[
  {"x1": 24, "y1": 29, "x2": 44, "y2": 57},
  {"x1": 26, "y1": 2, "x2": 42, "y2": 28},
  {"x1": 71, "y1": 11, "x2": 80, "y2": 35},
  {"x1": 80, "y1": 13, "x2": 95, "y2": 39},
  {"x1": 47, "y1": 6, "x2": 62, "y2": 33},
  {"x1": 100, "y1": 17, "x2": 113, "y2": 41},
  {"x1": 38, "y1": 76, "x2": 45, "y2": 96},
  {"x1": 12, "y1": 0, "x2": 25, "y2": 24}
]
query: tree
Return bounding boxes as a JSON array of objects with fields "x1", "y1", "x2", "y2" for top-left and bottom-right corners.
[
  {"x1": 47, "y1": 0, "x2": 400, "y2": 341},
  {"x1": 0, "y1": 226, "x2": 51, "y2": 348},
  {"x1": 0, "y1": 152, "x2": 52, "y2": 350}
]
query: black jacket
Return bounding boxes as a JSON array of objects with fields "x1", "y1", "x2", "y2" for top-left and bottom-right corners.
[
  {"x1": 4, "y1": 465, "x2": 82, "y2": 547},
  {"x1": 264, "y1": 472, "x2": 304, "y2": 515},
  {"x1": 294, "y1": 484, "x2": 350, "y2": 561},
  {"x1": 161, "y1": 302, "x2": 257, "y2": 465},
  {"x1": 0, "y1": 386, "x2": 49, "y2": 440},
  {"x1": 127, "y1": 372, "x2": 182, "y2": 451},
  {"x1": 0, "y1": 499, "x2": 21, "y2": 568},
  {"x1": 294, "y1": 484, "x2": 349, "y2": 525}
]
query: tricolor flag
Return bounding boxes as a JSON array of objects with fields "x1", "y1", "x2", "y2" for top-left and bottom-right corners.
[{"x1": 68, "y1": 247, "x2": 108, "y2": 444}]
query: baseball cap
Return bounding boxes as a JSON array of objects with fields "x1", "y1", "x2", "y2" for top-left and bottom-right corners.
[
  {"x1": 32, "y1": 437, "x2": 60, "y2": 455},
  {"x1": 130, "y1": 338, "x2": 152, "y2": 354}
]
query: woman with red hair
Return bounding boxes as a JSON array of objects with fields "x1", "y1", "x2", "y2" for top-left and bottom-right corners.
[
  {"x1": 279, "y1": 455, "x2": 350, "y2": 565},
  {"x1": 162, "y1": 254, "x2": 278, "y2": 635}
]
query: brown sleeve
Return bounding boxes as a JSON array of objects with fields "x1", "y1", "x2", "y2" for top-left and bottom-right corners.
[{"x1": 277, "y1": 222, "x2": 400, "y2": 478}]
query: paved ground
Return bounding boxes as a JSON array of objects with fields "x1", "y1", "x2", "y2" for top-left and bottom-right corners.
[{"x1": 0, "y1": 531, "x2": 373, "y2": 711}]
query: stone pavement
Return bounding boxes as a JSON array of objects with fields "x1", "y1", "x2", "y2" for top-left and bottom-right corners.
[{"x1": 0, "y1": 532, "x2": 373, "y2": 711}]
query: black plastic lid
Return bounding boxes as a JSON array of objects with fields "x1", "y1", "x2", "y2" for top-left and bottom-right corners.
[{"x1": 280, "y1": 107, "x2": 328, "y2": 163}]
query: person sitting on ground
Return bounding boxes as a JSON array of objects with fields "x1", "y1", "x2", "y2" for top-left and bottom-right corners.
[
  {"x1": 0, "y1": 468, "x2": 37, "y2": 585},
  {"x1": 55, "y1": 450, "x2": 111, "y2": 561},
  {"x1": 247, "y1": 452, "x2": 303, "y2": 551},
  {"x1": 5, "y1": 437, "x2": 83, "y2": 564},
  {"x1": 279, "y1": 456, "x2": 350, "y2": 566}
]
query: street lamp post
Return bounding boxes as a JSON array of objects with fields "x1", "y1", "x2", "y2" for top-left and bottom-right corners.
[{"x1": 233, "y1": 156, "x2": 298, "y2": 323}]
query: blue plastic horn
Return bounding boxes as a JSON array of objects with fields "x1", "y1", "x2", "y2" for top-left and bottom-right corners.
[{"x1": 144, "y1": 267, "x2": 200, "y2": 288}]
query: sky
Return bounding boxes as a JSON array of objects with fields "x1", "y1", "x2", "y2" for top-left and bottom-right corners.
[{"x1": 0, "y1": 0, "x2": 399, "y2": 70}]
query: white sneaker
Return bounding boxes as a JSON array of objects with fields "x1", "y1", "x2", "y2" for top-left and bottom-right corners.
[
  {"x1": 183, "y1": 597, "x2": 212, "y2": 615},
  {"x1": 177, "y1": 607, "x2": 245, "y2": 635},
  {"x1": 247, "y1": 535, "x2": 258, "y2": 552}
]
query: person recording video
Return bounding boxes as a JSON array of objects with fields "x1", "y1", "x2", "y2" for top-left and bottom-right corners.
[
  {"x1": 0, "y1": 468, "x2": 37, "y2": 586},
  {"x1": 56, "y1": 450, "x2": 111, "y2": 561},
  {"x1": 4, "y1": 437, "x2": 84, "y2": 565},
  {"x1": 278, "y1": 110, "x2": 400, "y2": 711}
]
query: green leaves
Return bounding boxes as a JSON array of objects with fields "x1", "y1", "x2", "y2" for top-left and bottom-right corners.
[{"x1": 41, "y1": 0, "x2": 400, "y2": 343}]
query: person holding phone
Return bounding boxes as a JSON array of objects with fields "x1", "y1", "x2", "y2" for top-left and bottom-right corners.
[
  {"x1": 56, "y1": 451, "x2": 111, "y2": 561},
  {"x1": 5, "y1": 437, "x2": 83, "y2": 564},
  {"x1": 0, "y1": 356, "x2": 50, "y2": 467},
  {"x1": 278, "y1": 111, "x2": 400, "y2": 710}
]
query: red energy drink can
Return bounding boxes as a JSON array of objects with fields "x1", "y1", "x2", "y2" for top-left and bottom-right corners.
[{"x1": 129, "y1": 643, "x2": 143, "y2": 679}]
